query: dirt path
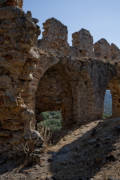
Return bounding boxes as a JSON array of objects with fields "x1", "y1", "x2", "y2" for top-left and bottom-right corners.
[{"x1": 1, "y1": 118, "x2": 120, "y2": 180}]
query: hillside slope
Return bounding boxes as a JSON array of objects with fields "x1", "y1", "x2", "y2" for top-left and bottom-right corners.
[{"x1": 1, "y1": 118, "x2": 120, "y2": 179}]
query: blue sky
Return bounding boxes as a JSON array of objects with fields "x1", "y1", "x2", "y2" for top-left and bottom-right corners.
[{"x1": 23, "y1": 0, "x2": 120, "y2": 47}]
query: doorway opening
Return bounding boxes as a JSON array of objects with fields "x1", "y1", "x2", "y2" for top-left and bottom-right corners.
[
  {"x1": 36, "y1": 111, "x2": 62, "y2": 144},
  {"x1": 37, "y1": 111, "x2": 62, "y2": 131},
  {"x1": 103, "y1": 90, "x2": 112, "y2": 119}
]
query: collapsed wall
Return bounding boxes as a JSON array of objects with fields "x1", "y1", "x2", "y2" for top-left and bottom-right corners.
[
  {"x1": 36, "y1": 18, "x2": 117, "y2": 128},
  {"x1": 0, "y1": 1, "x2": 43, "y2": 156},
  {"x1": 0, "y1": 0, "x2": 120, "y2": 156}
]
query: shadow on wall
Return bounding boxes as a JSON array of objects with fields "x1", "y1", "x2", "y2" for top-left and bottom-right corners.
[
  {"x1": 49, "y1": 117, "x2": 120, "y2": 179},
  {"x1": 106, "y1": 78, "x2": 120, "y2": 118}
]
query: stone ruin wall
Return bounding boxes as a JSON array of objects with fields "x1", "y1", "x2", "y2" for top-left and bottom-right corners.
[
  {"x1": 0, "y1": 0, "x2": 120, "y2": 156},
  {"x1": 0, "y1": 0, "x2": 42, "y2": 156},
  {"x1": 36, "y1": 18, "x2": 119, "y2": 128}
]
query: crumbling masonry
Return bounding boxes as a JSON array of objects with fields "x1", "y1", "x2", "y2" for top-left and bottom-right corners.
[{"x1": 0, "y1": 0, "x2": 120, "y2": 156}]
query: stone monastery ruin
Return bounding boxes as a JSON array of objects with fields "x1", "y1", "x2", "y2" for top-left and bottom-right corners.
[{"x1": 0, "y1": 0, "x2": 120, "y2": 157}]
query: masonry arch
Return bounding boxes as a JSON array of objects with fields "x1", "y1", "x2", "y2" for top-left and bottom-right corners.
[
  {"x1": 35, "y1": 63, "x2": 73, "y2": 129},
  {"x1": 103, "y1": 89, "x2": 112, "y2": 118},
  {"x1": 35, "y1": 60, "x2": 104, "y2": 129}
]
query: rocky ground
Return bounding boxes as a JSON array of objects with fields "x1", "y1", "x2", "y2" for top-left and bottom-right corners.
[{"x1": 1, "y1": 118, "x2": 120, "y2": 179}]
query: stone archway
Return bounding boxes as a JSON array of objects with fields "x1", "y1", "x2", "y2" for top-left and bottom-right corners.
[
  {"x1": 34, "y1": 57, "x2": 105, "y2": 129},
  {"x1": 35, "y1": 63, "x2": 73, "y2": 129},
  {"x1": 35, "y1": 60, "x2": 100, "y2": 129},
  {"x1": 103, "y1": 89, "x2": 112, "y2": 118},
  {"x1": 0, "y1": 2, "x2": 119, "y2": 157}
]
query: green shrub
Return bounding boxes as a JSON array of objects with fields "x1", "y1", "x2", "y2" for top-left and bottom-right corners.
[
  {"x1": 39, "y1": 111, "x2": 62, "y2": 131},
  {"x1": 103, "y1": 113, "x2": 112, "y2": 119}
]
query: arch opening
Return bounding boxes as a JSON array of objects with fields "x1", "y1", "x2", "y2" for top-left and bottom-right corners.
[
  {"x1": 102, "y1": 78, "x2": 120, "y2": 119},
  {"x1": 35, "y1": 63, "x2": 73, "y2": 132},
  {"x1": 103, "y1": 89, "x2": 112, "y2": 119},
  {"x1": 37, "y1": 110, "x2": 62, "y2": 131}
]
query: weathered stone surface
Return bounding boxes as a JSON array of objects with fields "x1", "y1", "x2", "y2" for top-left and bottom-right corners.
[
  {"x1": 94, "y1": 38, "x2": 111, "y2": 60},
  {"x1": 111, "y1": 43, "x2": 120, "y2": 60},
  {"x1": 72, "y1": 29, "x2": 94, "y2": 57},
  {"x1": 1, "y1": 1, "x2": 120, "y2": 157},
  {"x1": 35, "y1": 57, "x2": 116, "y2": 128},
  {"x1": 0, "y1": 0, "x2": 23, "y2": 8},
  {"x1": 0, "y1": 5, "x2": 42, "y2": 156},
  {"x1": 38, "y1": 18, "x2": 69, "y2": 52}
]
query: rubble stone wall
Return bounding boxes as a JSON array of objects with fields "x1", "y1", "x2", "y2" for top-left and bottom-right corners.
[
  {"x1": 0, "y1": 0, "x2": 120, "y2": 155},
  {"x1": 0, "y1": 2, "x2": 42, "y2": 156},
  {"x1": 36, "y1": 18, "x2": 117, "y2": 128}
]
